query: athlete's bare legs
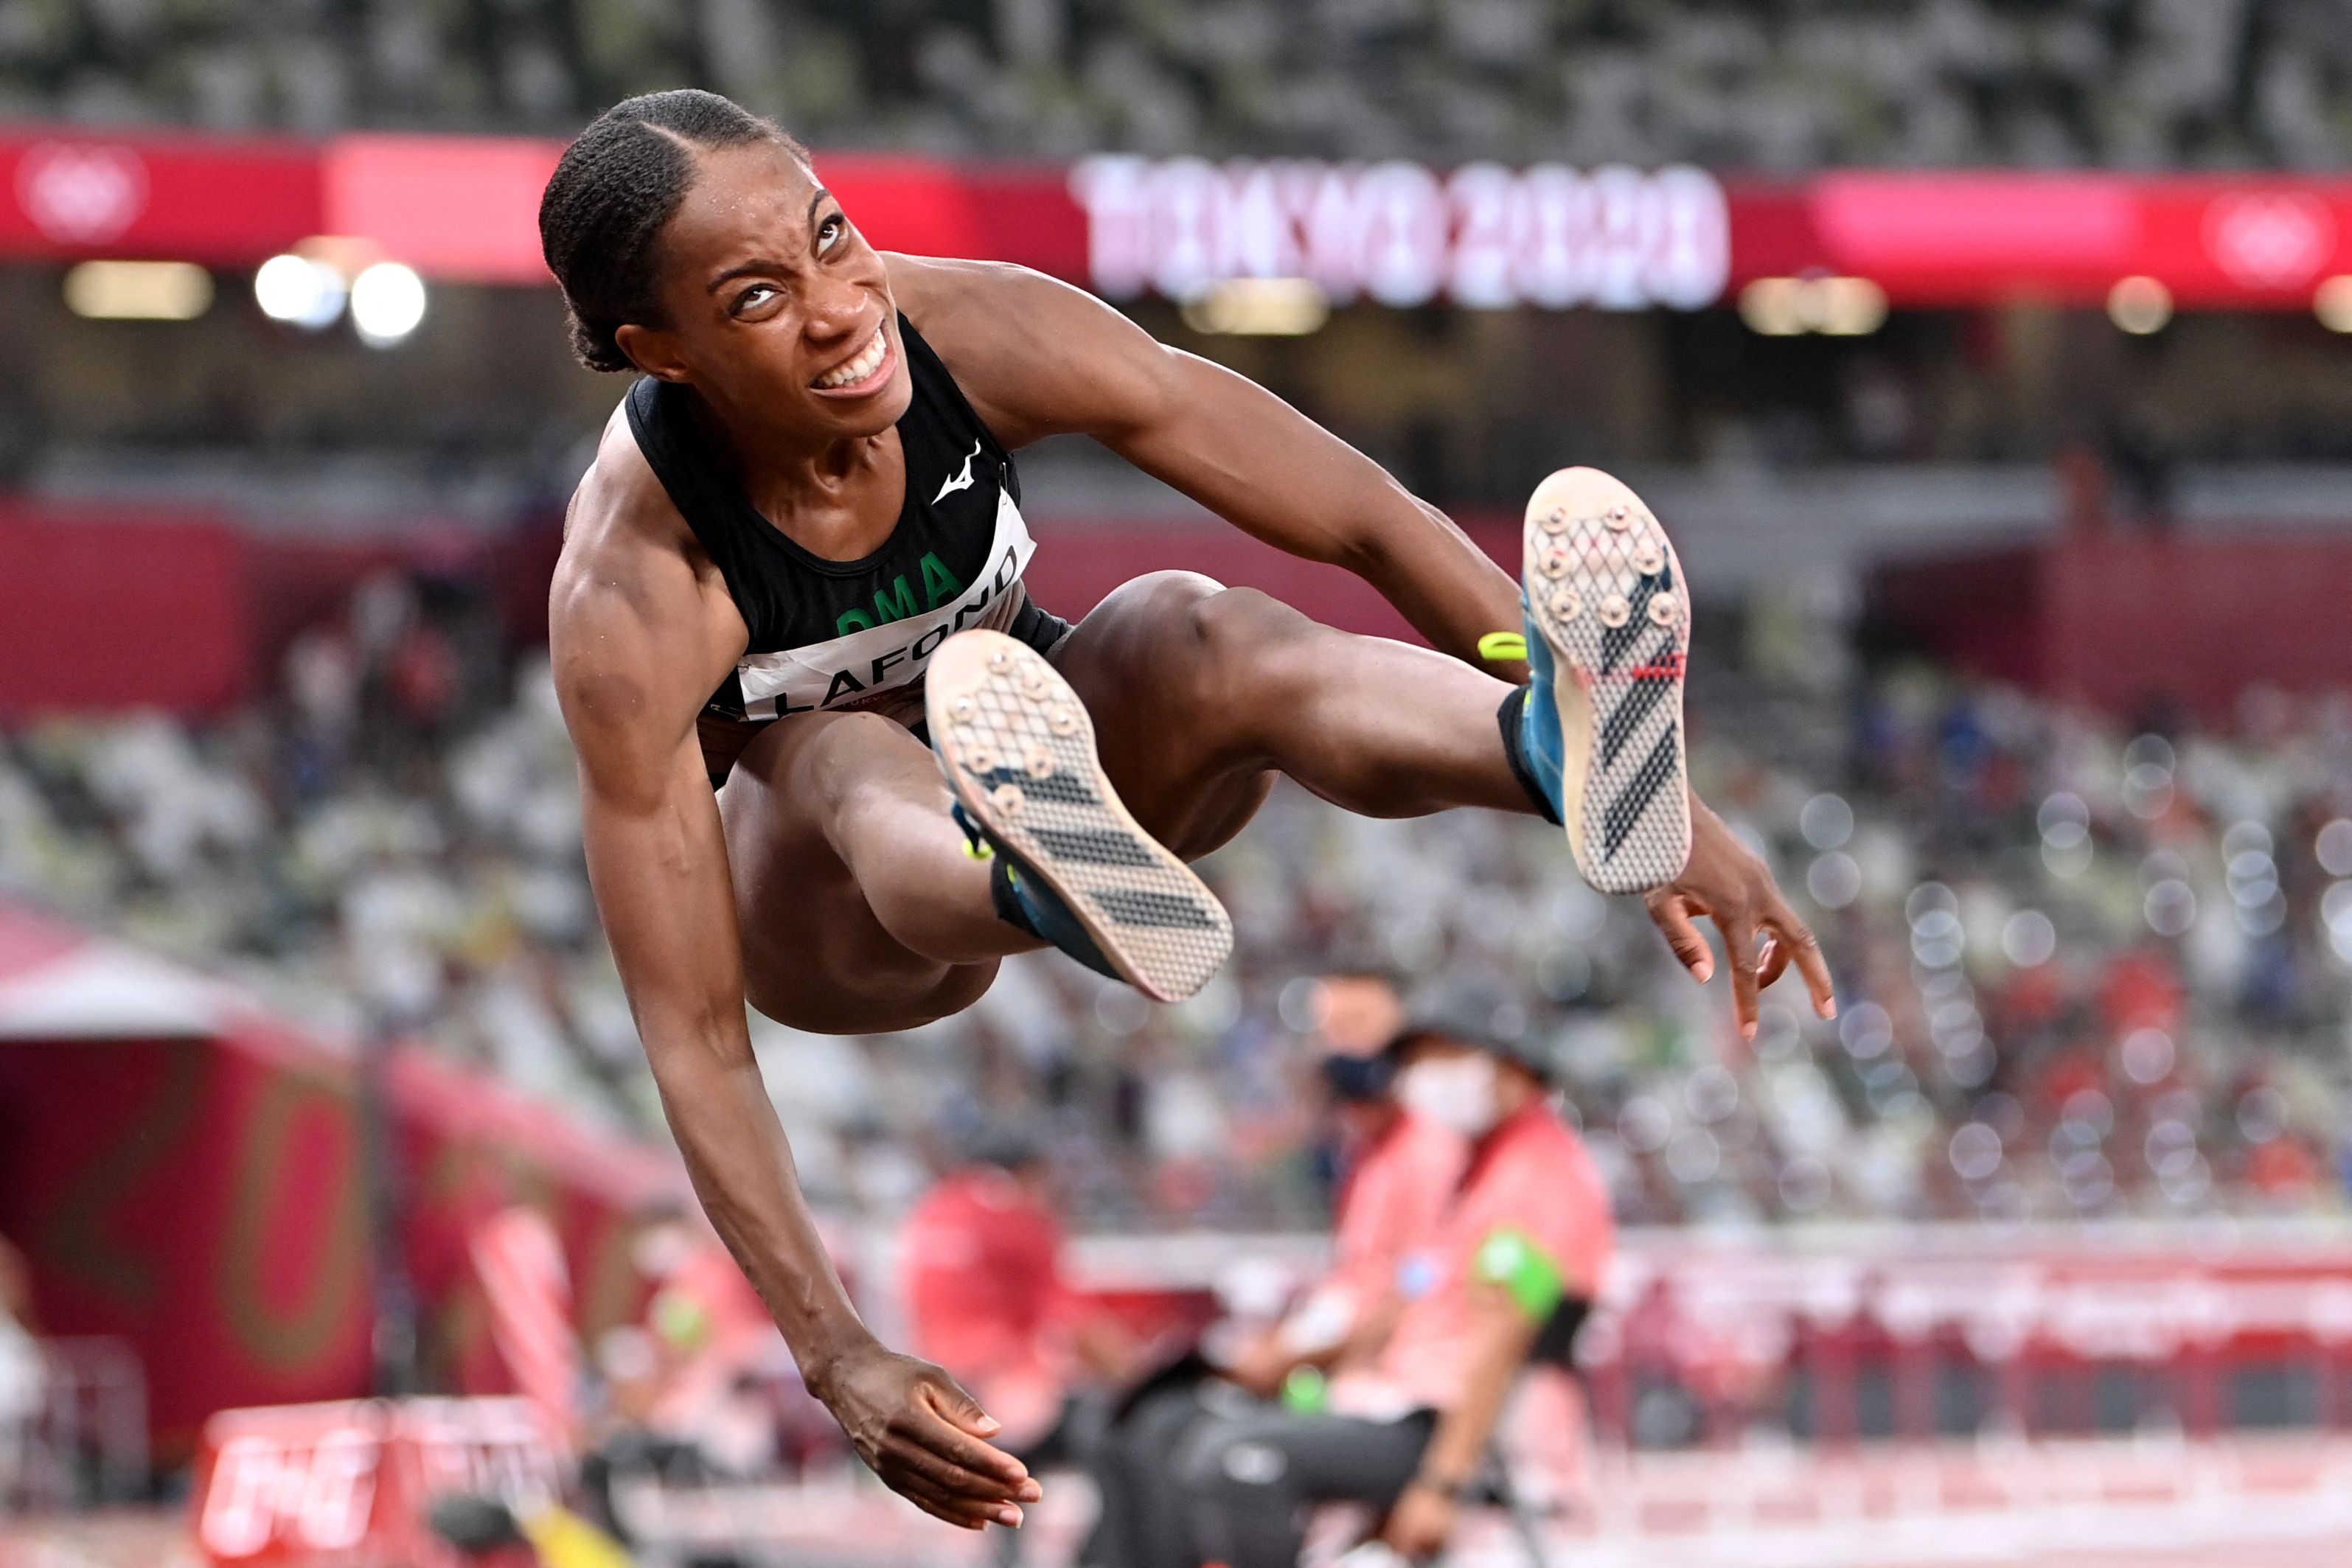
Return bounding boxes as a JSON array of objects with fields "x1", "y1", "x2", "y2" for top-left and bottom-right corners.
[
  {"x1": 720, "y1": 709, "x2": 1016, "y2": 1032},
  {"x1": 720, "y1": 571, "x2": 1531, "y2": 1033},
  {"x1": 1061, "y1": 571, "x2": 1530, "y2": 840}
]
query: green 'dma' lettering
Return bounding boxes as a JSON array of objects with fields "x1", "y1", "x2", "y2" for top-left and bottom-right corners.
[
  {"x1": 920, "y1": 552, "x2": 963, "y2": 607},
  {"x1": 871, "y1": 575, "x2": 921, "y2": 624},
  {"x1": 835, "y1": 557, "x2": 967, "y2": 636}
]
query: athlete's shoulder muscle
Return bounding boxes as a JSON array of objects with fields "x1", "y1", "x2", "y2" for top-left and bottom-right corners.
[
  {"x1": 882, "y1": 252, "x2": 1180, "y2": 447},
  {"x1": 550, "y1": 401, "x2": 745, "y2": 798}
]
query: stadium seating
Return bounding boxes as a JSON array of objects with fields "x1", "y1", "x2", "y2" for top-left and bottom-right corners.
[{"x1": 7, "y1": 1, "x2": 2348, "y2": 170}]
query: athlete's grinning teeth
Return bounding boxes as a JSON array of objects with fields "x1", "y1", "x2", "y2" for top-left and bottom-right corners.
[{"x1": 814, "y1": 330, "x2": 886, "y2": 389}]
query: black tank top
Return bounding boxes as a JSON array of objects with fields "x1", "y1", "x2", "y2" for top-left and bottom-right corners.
[{"x1": 625, "y1": 315, "x2": 1056, "y2": 780}]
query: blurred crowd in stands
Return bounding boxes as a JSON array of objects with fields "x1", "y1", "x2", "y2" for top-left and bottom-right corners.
[
  {"x1": 0, "y1": 571, "x2": 670, "y2": 1129},
  {"x1": 4, "y1": 566, "x2": 2352, "y2": 1238},
  {"x1": 6, "y1": 0, "x2": 2348, "y2": 169}
]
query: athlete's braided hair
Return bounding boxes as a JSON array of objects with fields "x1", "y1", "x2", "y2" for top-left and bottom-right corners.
[{"x1": 539, "y1": 90, "x2": 807, "y2": 373}]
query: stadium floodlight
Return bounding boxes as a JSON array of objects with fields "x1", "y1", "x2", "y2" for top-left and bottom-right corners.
[
  {"x1": 1739, "y1": 275, "x2": 1887, "y2": 337},
  {"x1": 2106, "y1": 275, "x2": 2172, "y2": 335},
  {"x1": 63, "y1": 260, "x2": 215, "y2": 321},
  {"x1": 2317, "y1": 276, "x2": 2352, "y2": 333},
  {"x1": 1812, "y1": 276, "x2": 1888, "y2": 335},
  {"x1": 1179, "y1": 277, "x2": 1329, "y2": 335},
  {"x1": 1739, "y1": 277, "x2": 1806, "y2": 335},
  {"x1": 349, "y1": 262, "x2": 428, "y2": 347},
  {"x1": 254, "y1": 252, "x2": 347, "y2": 330}
]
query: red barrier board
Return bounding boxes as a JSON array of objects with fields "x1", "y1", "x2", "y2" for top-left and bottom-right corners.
[
  {"x1": 191, "y1": 1398, "x2": 560, "y2": 1567},
  {"x1": 0, "y1": 896, "x2": 682, "y2": 1453}
]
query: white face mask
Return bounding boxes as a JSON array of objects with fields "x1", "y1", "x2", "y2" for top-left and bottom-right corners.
[{"x1": 1396, "y1": 1053, "x2": 1501, "y2": 1138}]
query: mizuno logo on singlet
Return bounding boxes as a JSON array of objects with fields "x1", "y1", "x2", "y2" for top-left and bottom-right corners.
[{"x1": 933, "y1": 441, "x2": 981, "y2": 504}]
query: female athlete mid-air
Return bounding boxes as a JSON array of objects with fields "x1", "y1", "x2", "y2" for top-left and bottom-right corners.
[{"x1": 540, "y1": 90, "x2": 1834, "y2": 1531}]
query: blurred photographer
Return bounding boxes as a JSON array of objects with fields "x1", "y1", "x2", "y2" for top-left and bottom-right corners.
[
  {"x1": 1165, "y1": 997, "x2": 1613, "y2": 1567},
  {"x1": 1225, "y1": 975, "x2": 1463, "y2": 1398}
]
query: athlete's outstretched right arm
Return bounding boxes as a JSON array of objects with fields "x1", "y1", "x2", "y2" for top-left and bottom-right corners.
[{"x1": 550, "y1": 460, "x2": 1037, "y2": 1531}]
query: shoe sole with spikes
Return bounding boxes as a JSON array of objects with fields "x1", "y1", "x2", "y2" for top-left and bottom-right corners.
[
  {"x1": 1523, "y1": 467, "x2": 1694, "y2": 895},
  {"x1": 927, "y1": 628, "x2": 1233, "y2": 1003}
]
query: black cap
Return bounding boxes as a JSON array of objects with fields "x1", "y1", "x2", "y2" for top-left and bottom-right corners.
[{"x1": 1396, "y1": 983, "x2": 1553, "y2": 1084}]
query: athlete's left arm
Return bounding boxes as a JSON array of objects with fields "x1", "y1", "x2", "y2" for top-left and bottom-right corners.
[
  {"x1": 895, "y1": 256, "x2": 1521, "y2": 668},
  {"x1": 901, "y1": 257, "x2": 1834, "y2": 1036}
]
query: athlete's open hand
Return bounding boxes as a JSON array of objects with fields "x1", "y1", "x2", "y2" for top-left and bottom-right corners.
[
  {"x1": 1645, "y1": 792, "x2": 1836, "y2": 1039},
  {"x1": 812, "y1": 1343, "x2": 1040, "y2": 1530}
]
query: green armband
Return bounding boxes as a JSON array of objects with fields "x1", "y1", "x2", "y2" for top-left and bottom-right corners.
[{"x1": 1472, "y1": 1226, "x2": 1565, "y2": 1323}]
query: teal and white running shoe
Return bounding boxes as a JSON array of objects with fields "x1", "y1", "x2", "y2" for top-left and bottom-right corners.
[
  {"x1": 1486, "y1": 467, "x2": 1694, "y2": 895},
  {"x1": 927, "y1": 629, "x2": 1232, "y2": 1003}
]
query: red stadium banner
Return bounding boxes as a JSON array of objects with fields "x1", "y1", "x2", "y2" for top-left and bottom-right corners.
[
  {"x1": 1733, "y1": 172, "x2": 2352, "y2": 307},
  {"x1": 324, "y1": 134, "x2": 563, "y2": 284},
  {"x1": 0, "y1": 126, "x2": 1094, "y2": 285},
  {"x1": 0, "y1": 129, "x2": 320, "y2": 263},
  {"x1": 825, "y1": 155, "x2": 1090, "y2": 281},
  {"x1": 1, "y1": 125, "x2": 2350, "y2": 313},
  {"x1": 320, "y1": 135, "x2": 1088, "y2": 285}
]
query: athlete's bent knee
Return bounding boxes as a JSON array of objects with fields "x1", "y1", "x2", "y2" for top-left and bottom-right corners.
[
  {"x1": 1188, "y1": 582, "x2": 1283, "y2": 638},
  {"x1": 1187, "y1": 585, "x2": 1320, "y2": 686},
  {"x1": 1094, "y1": 568, "x2": 1226, "y2": 625},
  {"x1": 791, "y1": 709, "x2": 931, "y2": 804}
]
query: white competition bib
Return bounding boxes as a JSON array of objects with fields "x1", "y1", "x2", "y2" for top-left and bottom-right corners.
[{"x1": 731, "y1": 488, "x2": 1037, "y2": 720}]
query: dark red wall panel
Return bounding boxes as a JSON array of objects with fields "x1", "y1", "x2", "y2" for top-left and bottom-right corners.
[
  {"x1": 1872, "y1": 532, "x2": 2352, "y2": 723},
  {"x1": 2045, "y1": 534, "x2": 2352, "y2": 719},
  {"x1": 0, "y1": 503, "x2": 250, "y2": 717}
]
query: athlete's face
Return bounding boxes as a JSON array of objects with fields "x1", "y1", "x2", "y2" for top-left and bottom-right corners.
[{"x1": 619, "y1": 140, "x2": 913, "y2": 439}]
